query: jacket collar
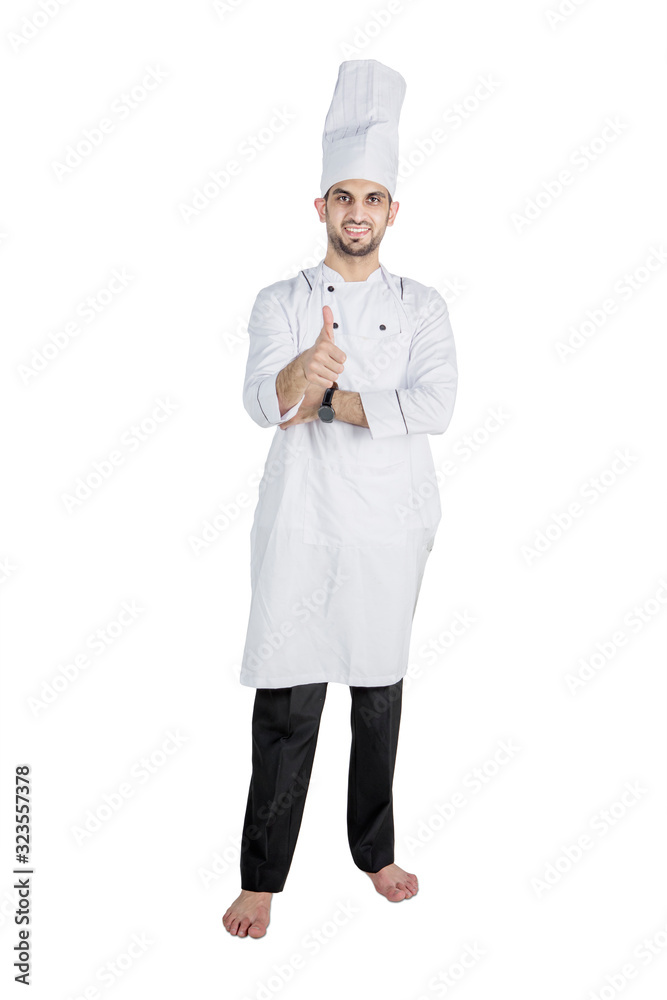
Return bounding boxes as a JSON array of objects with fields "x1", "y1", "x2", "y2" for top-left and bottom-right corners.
[
  {"x1": 301, "y1": 258, "x2": 402, "y2": 299},
  {"x1": 301, "y1": 258, "x2": 411, "y2": 336}
]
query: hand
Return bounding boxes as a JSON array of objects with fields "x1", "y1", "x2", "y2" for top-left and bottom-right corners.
[
  {"x1": 278, "y1": 380, "x2": 326, "y2": 430},
  {"x1": 297, "y1": 306, "x2": 346, "y2": 388}
]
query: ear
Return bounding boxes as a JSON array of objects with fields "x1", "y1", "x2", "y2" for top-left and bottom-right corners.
[
  {"x1": 386, "y1": 200, "x2": 399, "y2": 226},
  {"x1": 314, "y1": 197, "x2": 327, "y2": 223}
]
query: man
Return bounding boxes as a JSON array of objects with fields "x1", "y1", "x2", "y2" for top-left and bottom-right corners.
[{"x1": 223, "y1": 59, "x2": 458, "y2": 939}]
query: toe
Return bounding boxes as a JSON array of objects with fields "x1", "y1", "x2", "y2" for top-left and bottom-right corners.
[
  {"x1": 248, "y1": 921, "x2": 266, "y2": 938},
  {"x1": 237, "y1": 917, "x2": 251, "y2": 937}
]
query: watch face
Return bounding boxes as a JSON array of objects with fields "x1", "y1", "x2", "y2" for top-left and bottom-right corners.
[{"x1": 318, "y1": 405, "x2": 335, "y2": 423}]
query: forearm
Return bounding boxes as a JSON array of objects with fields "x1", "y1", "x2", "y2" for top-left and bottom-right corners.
[
  {"x1": 276, "y1": 357, "x2": 308, "y2": 416},
  {"x1": 332, "y1": 389, "x2": 369, "y2": 429}
]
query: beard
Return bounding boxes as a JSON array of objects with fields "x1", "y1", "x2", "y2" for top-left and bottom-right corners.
[{"x1": 325, "y1": 216, "x2": 386, "y2": 257}]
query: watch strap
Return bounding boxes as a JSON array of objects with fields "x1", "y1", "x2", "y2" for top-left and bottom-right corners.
[{"x1": 321, "y1": 382, "x2": 338, "y2": 406}]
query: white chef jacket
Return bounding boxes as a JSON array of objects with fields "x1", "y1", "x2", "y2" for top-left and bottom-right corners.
[{"x1": 239, "y1": 258, "x2": 457, "y2": 688}]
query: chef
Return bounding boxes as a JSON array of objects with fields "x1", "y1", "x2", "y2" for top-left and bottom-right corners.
[{"x1": 223, "y1": 59, "x2": 458, "y2": 939}]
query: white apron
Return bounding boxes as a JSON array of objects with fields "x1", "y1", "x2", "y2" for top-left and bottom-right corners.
[{"x1": 239, "y1": 259, "x2": 455, "y2": 688}]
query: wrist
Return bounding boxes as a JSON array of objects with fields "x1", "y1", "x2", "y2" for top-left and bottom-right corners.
[
  {"x1": 293, "y1": 358, "x2": 310, "y2": 389},
  {"x1": 330, "y1": 386, "x2": 344, "y2": 421}
]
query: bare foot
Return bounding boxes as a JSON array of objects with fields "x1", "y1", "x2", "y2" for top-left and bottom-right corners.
[
  {"x1": 222, "y1": 890, "x2": 272, "y2": 938},
  {"x1": 365, "y1": 863, "x2": 418, "y2": 901}
]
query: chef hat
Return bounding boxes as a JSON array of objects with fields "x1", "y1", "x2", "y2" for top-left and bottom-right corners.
[{"x1": 320, "y1": 58, "x2": 406, "y2": 200}]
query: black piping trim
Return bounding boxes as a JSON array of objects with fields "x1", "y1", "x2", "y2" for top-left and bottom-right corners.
[
  {"x1": 257, "y1": 383, "x2": 269, "y2": 423},
  {"x1": 301, "y1": 270, "x2": 312, "y2": 290},
  {"x1": 396, "y1": 389, "x2": 408, "y2": 433},
  {"x1": 400, "y1": 277, "x2": 404, "y2": 300}
]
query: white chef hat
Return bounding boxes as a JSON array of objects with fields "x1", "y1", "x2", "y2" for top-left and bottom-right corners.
[{"x1": 320, "y1": 59, "x2": 406, "y2": 200}]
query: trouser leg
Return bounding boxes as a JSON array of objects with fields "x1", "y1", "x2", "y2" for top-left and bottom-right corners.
[
  {"x1": 240, "y1": 683, "x2": 327, "y2": 893},
  {"x1": 347, "y1": 678, "x2": 403, "y2": 874}
]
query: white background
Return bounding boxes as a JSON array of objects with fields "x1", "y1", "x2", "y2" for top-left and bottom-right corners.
[{"x1": 1, "y1": 0, "x2": 666, "y2": 997}]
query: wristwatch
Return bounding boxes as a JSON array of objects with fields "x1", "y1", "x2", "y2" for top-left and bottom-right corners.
[{"x1": 318, "y1": 382, "x2": 338, "y2": 423}]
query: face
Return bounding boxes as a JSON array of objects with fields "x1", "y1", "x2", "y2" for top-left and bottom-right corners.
[{"x1": 314, "y1": 179, "x2": 399, "y2": 258}]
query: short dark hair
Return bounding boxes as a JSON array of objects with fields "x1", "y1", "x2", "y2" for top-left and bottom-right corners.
[{"x1": 324, "y1": 185, "x2": 392, "y2": 207}]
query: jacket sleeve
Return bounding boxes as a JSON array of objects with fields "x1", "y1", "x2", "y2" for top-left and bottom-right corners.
[
  {"x1": 358, "y1": 287, "x2": 458, "y2": 440},
  {"x1": 242, "y1": 287, "x2": 306, "y2": 428}
]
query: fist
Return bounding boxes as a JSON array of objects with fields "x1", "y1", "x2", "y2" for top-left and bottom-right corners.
[{"x1": 299, "y1": 305, "x2": 346, "y2": 388}]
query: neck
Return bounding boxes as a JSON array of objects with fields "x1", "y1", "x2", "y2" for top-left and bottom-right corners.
[{"x1": 323, "y1": 250, "x2": 380, "y2": 283}]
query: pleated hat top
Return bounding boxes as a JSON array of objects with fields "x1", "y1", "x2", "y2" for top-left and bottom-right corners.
[{"x1": 319, "y1": 59, "x2": 406, "y2": 200}]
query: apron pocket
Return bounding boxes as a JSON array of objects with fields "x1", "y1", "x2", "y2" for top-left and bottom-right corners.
[{"x1": 303, "y1": 456, "x2": 409, "y2": 547}]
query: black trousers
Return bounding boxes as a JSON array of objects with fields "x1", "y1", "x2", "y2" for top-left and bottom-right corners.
[{"x1": 240, "y1": 679, "x2": 403, "y2": 892}]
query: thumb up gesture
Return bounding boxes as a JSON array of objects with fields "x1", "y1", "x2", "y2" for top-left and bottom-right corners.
[{"x1": 298, "y1": 306, "x2": 346, "y2": 388}]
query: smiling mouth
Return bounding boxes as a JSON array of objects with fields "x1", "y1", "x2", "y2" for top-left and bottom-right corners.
[{"x1": 344, "y1": 226, "x2": 370, "y2": 237}]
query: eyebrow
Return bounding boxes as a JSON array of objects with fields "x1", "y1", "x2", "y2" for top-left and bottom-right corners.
[{"x1": 331, "y1": 187, "x2": 386, "y2": 199}]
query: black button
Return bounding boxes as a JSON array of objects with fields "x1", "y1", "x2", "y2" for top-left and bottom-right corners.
[
  {"x1": 333, "y1": 322, "x2": 338, "y2": 329},
  {"x1": 327, "y1": 285, "x2": 334, "y2": 292},
  {"x1": 379, "y1": 324, "x2": 386, "y2": 330}
]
